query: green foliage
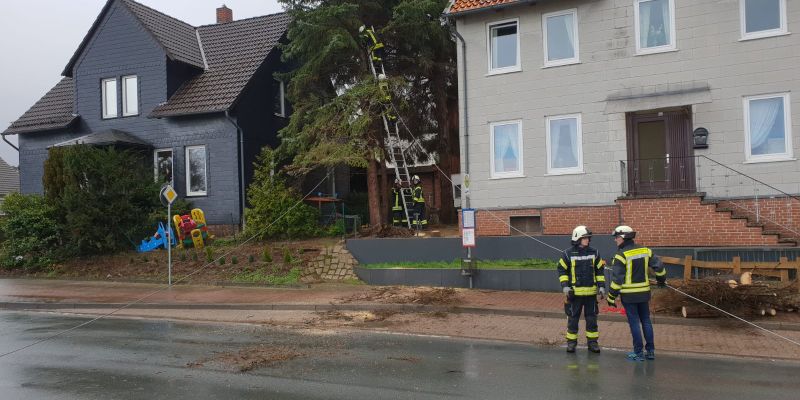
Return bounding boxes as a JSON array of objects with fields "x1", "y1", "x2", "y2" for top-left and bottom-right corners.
[
  {"x1": 43, "y1": 146, "x2": 161, "y2": 256},
  {"x1": 244, "y1": 147, "x2": 321, "y2": 239},
  {"x1": 218, "y1": 257, "x2": 225, "y2": 265},
  {"x1": 283, "y1": 246, "x2": 293, "y2": 264},
  {"x1": 205, "y1": 247, "x2": 214, "y2": 262},
  {"x1": 231, "y1": 256, "x2": 238, "y2": 265},
  {"x1": 262, "y1": 247, "x2": 273, "y2": 263},
  {"x1": 248, "y1": 254, "x2": 255, "y2": 264},
  {"x1": 232, "y1": 267, "x2": 302, "y2": 285},
  {"x1": 0, "y1": 193, "x2": 63, "y2": 270},
  {"x1": 179, "y1": 252, "x2": 187, "y2": 262},
  {"x1": 325, "y1": 219, "x2": 346, "y2": 237}
]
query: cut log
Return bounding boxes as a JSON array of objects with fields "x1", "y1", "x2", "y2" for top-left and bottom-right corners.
[
  {"x1": 740, "y1": 272, "x2": 753, "y2": 285},
  {"x1": 681, "y1": 305, "x2": 718, "y2": 318},
  {"x1": 727, "y1": 279, "x2": 738, "y2": 288},
  {"x1": 767, "y1": 308, "x2": 777, "y2": 316}
]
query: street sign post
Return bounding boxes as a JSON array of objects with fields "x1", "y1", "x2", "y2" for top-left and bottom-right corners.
[{"x1": 160, "y1": 185, "x2": 177, "y2": 286}]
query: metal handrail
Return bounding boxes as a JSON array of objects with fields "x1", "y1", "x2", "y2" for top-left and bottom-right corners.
[{"x1": 699, "y1": 155, "x2": 800, "y2": 204}]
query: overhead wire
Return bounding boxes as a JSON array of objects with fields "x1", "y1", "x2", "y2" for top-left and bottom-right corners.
[{"x1": 0, "y1": 175, "x2": 330, "y2": 359}]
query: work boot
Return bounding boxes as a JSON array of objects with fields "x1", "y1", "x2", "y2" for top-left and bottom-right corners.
[
  {"x1": 588, "y1": 341, "x2": 601, "y2": 353},
  {"x1": 566, "y1": 341, "x2": 577, "y2": 353},
  {"x1": 626, "y1": 352, "x2": 645, "y2": 362},
  {"x1": 645, "y1": 350, "x2": 655, "y2": 360}
]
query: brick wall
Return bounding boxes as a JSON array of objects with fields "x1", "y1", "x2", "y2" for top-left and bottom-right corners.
[
  {"x1": 471, "y1": 206, "x2": 618, "y2": 236},
  {"x1": 618, "y1": 197, "x2": 780, "y2": 247},
  {"x1": 719, "y1": 198, "x2": 800, "y2": 235}
]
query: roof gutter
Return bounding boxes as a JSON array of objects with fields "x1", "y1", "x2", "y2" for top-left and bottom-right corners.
[
  {"x1": 445, "y1": 0, "x2": 537, "y2": 18},
  {"x1": 445, "y1": 16, "x2": 469, "y2": 208},
  {"x1": 2, "y1": 133, "x2": 18, "y2": 152},
  {"x1": 225, "y1": 110, "x2": 247, "y2": 232}
]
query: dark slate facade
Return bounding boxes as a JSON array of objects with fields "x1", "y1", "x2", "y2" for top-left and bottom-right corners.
[{"x1": 9, "y1": 0, "x2": 291, "y2": 226}]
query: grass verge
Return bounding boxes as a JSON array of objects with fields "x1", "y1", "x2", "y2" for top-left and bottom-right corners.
[{"x1": 232, "y1": 267, "x2": 302, "y2": 285}]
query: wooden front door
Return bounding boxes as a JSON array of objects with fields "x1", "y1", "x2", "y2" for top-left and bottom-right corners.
[{"x1": 626, "y1": 108, "x2": 696, "y2": 195}]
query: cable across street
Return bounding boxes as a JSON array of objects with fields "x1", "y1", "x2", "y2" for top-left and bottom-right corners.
[{"x1": 0, "y1": 175, "x2": 330, "y2": 360}]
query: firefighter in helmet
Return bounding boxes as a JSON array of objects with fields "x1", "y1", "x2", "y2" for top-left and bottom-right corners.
[
  {"x1": 391, "y1": 178, "x2": 406, "y2": 227},
  {"x1": 606, "y1": 225, "x2": 666, "y2": 361},
  {"x1": 411, "y1": 175, "x2": 427, "y2": 229},
  {"x1": 558, "y1": 226, "x2": 606, "y2": 353}
]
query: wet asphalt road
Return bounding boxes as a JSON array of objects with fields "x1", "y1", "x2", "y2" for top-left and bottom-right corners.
[{"x1": 0, "y1": 311, "x2": 799, "y2": 399}]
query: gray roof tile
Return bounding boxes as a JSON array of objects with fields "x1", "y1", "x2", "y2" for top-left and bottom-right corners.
[
  {"x1": 0, "y1": 157, "x2": 19, "y2": 196},
  {"x1": 150, "y1": 12, "x2": 290, "y2": 117},
  {"x1": 120, "y1": 0, "x2": 205, "y2": 69},
  {"x1": 3, "y1": 78, "x2": 77, "y2": 135}
]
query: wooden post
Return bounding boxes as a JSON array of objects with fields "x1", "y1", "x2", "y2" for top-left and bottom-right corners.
[
  {"x1": 779, "y1": 257, "x2": 789, "y2": 283},
  {"x1": 683, "y1": 255, "x2": 693, "y2": 283},
  {"x1": 732, "y1": 256, "x2": 741, "y2": 275}
]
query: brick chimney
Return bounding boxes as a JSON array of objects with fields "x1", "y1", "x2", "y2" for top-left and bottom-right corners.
[{"x1": 216, "y1": 5, "x2": 233, "y2": 24}]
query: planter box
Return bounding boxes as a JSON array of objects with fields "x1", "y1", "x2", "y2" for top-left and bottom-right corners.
[{"x1": 354, "y1": 267, "x2": 562, "y2": 292}]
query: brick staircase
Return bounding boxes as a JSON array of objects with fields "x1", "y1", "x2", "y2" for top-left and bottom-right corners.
[{"x1": 702, "y1": 199, "x2": 798, "y2": 247}]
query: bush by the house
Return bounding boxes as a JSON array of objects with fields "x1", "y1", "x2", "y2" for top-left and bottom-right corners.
[
  {"x1": 0, "y1": 193, "x2": 64, "y2": 270},
  {"x1": 43, "y1": 145, "x2": 161, "y2": 256},
  {"x1": 244, "y1": 147, "x2": 320, "y2": 239}
]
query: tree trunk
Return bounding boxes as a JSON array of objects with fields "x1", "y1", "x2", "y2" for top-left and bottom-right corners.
[
  {"x1": 367, "y1": 156, "x2": 382, "y2": 228},
  {"x1": 681, "y1": 305, "x2": 718, "y2": 318}
]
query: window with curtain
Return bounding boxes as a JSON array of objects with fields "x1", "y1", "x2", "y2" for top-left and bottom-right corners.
[
  {"x1": 101, "y1": 78, "x2": 117, "y2": 119},
  {"x1": 491, "y1": 121, "x2": 523, "y2": 178},
  {"x1": 547, "y1": 115, "x2": 583, "y2": 174},
  {"x1": 122, "y1": 75, "x2": 138, "y2": 116},
  {"x1": 489, "y1": 20, "x2": 519, "y2": 72},
  {"x1": 186, "y1": 146, "x2": 208, "y2": 196},
  {"x1": 636, "y1": 0, "x2": 674, "y2": 53},
  {"x1": 746, "y1": 94, "x2": 792, "y2": 161},
  {"x1": 544, "y1": 9, "x2": 579, "y2": 66},
  {"x1": 741, "y1": 0, "x2": 786, "y2": 39}
]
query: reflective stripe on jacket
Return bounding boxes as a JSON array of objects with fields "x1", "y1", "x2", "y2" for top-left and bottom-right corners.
[
  {"x1": 608, "y1": 242, "x2": 666, "y2": 303},
  {"x1": 557, "y1": 245, "x2": 606, "y2": 296}
]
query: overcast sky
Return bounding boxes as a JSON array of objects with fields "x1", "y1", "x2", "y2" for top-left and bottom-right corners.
[{"x1": 0, "y1": 0, "x2": 284, "y2": 167}]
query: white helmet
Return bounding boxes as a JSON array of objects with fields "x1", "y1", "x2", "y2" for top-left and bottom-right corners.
[
  {"x1": 412, "y1": 175, "x2": 421, "y2": 184},
  {"x1": 571, "y1": 226, "x2": 592, "y2": 243},
  {"x1": 612, "y1": 225, "x2": 636, "y2": 240}
]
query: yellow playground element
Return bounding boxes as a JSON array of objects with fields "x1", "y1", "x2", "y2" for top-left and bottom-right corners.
[{"x1": 172, "y1": 208, "x2": 213, "y2": 249}]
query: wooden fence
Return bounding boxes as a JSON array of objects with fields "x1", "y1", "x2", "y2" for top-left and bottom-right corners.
[{"x1": 661, "y1": 256, "x2": 800, "y2": 289}]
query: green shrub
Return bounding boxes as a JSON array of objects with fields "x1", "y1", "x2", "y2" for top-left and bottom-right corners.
[
  {"x1": 44, "y1": 146, "x2": 161, "y2": 256},
  {"x1": 231, "y1": 256, "x2": 238, "y2": 265},
  {"x1": 243, "y1": 147, "x2": 320, "y2": 239},
  {"x1": 326, "y1": 219, "x2": 346, "y2": 237},
  {"x1": 262, "y1": 247, "x2": 273, "y2": 263},
  {"x1": 218, "y1": 257, "x2": 225, "y2": 265},
  {"x1": 248, "y1": 254, "x2": 255, "y2": 263},
  {"x1": 283, "y1": 247, "x2": 293, "y2": 264},
  {"x1": 0, "y1": 193, "x2": 63, "y2": 270},
  {"x1": 205, "y1": 247, "x2": 214, "y2": 262}
]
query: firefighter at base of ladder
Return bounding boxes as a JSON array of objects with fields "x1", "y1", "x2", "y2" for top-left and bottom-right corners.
[
  {"x1": 411, "y1": 175, "x2": 427, "y2": 229},
  {"x1": 558, "y1": 226, "x2": 606, "y2": 354},
  {"x1": 606, "y1": 225, "x2": 667, "y2": 362},
  {"x1": 391, "y1": 178, "x2": 407, "y2": 227}
]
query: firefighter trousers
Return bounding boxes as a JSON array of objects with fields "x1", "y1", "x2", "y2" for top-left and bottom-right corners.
[{"x1": 565, "y1": 295, "x2": 599, "y2": 342}]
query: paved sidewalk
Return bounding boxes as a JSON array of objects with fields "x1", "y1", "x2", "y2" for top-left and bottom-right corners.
[{"x1": 3, "y1": 279, "x2": 800, "y2": 360}]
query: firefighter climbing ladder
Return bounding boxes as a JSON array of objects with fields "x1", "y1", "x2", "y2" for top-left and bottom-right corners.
[{"x1": 361, "y1": 25, "x2": 414, "y2": 228}]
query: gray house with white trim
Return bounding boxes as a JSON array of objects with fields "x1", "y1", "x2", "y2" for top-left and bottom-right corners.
[
  {"x1": 447, "y1": 0, "x2": 800, "y2": 247},
  {"x1": 2, "y1": 0, "x2": 291, "y2": 227}
]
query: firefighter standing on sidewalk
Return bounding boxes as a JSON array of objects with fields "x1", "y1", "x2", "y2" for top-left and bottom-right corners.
[
  {"x1": 606, "y1": 225, "x2": 667, "y2": 361},
  {"x1": 558, "y1": 226, "x2": 606, "y2": 353},
  {"x1": 411, "y1": 175, "x2": 427, "y2": 229}
]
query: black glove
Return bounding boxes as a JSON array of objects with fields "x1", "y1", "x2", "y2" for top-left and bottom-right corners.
[{"x1": 656, "y1": 276, "x2": 666, "y2": 288}]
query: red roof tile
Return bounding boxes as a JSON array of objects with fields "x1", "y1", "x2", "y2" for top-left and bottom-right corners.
[{"x1": 447, "y1": 0, "x2": 522, "y2": 15}]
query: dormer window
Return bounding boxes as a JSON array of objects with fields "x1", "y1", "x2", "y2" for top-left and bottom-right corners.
[
  {"x1": 101, "y1": 78, "x2": 118, "y2": 119},
  {"x1": 122, "y1": 75, "x2": 139, "y2": 116}
]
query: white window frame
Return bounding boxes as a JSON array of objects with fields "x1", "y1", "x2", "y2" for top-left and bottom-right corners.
[
  {"x1": 740, "y1": 0, "x2": 789, "y2": 41},
  {"x1": 121, "y1": 75, "x2": 139, "y2": 116},
  {"x1": 274, "y1": 79, "x2": 286, "y2": 117},
  {"x1": 542, "y1": 9, "x2": 580, "y2": 68},
  {"x1": 489, "y1": 120, "x2": 524, "y2": 179},
  {"x1": 153, "y1": 148, "x2": 174, "y2": 185},
  {"x1": 743, "y1": 93, "x2": 794, "y2": 163},
  {"x1": 101, "y1": 77, "x2": 118, "y2": 119},
  {"x1": 185, "y1": 145, "x2": 208, "y2": 196},
  {"x1": 545, "y1": 114, "x2": 584, "y2": 175},
  {"x1": 634, "y1": 0, "x2": 677, "y2": 55},
  {"x1": 486, "y1": 18, "x2": 521, "y2": 75}
]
